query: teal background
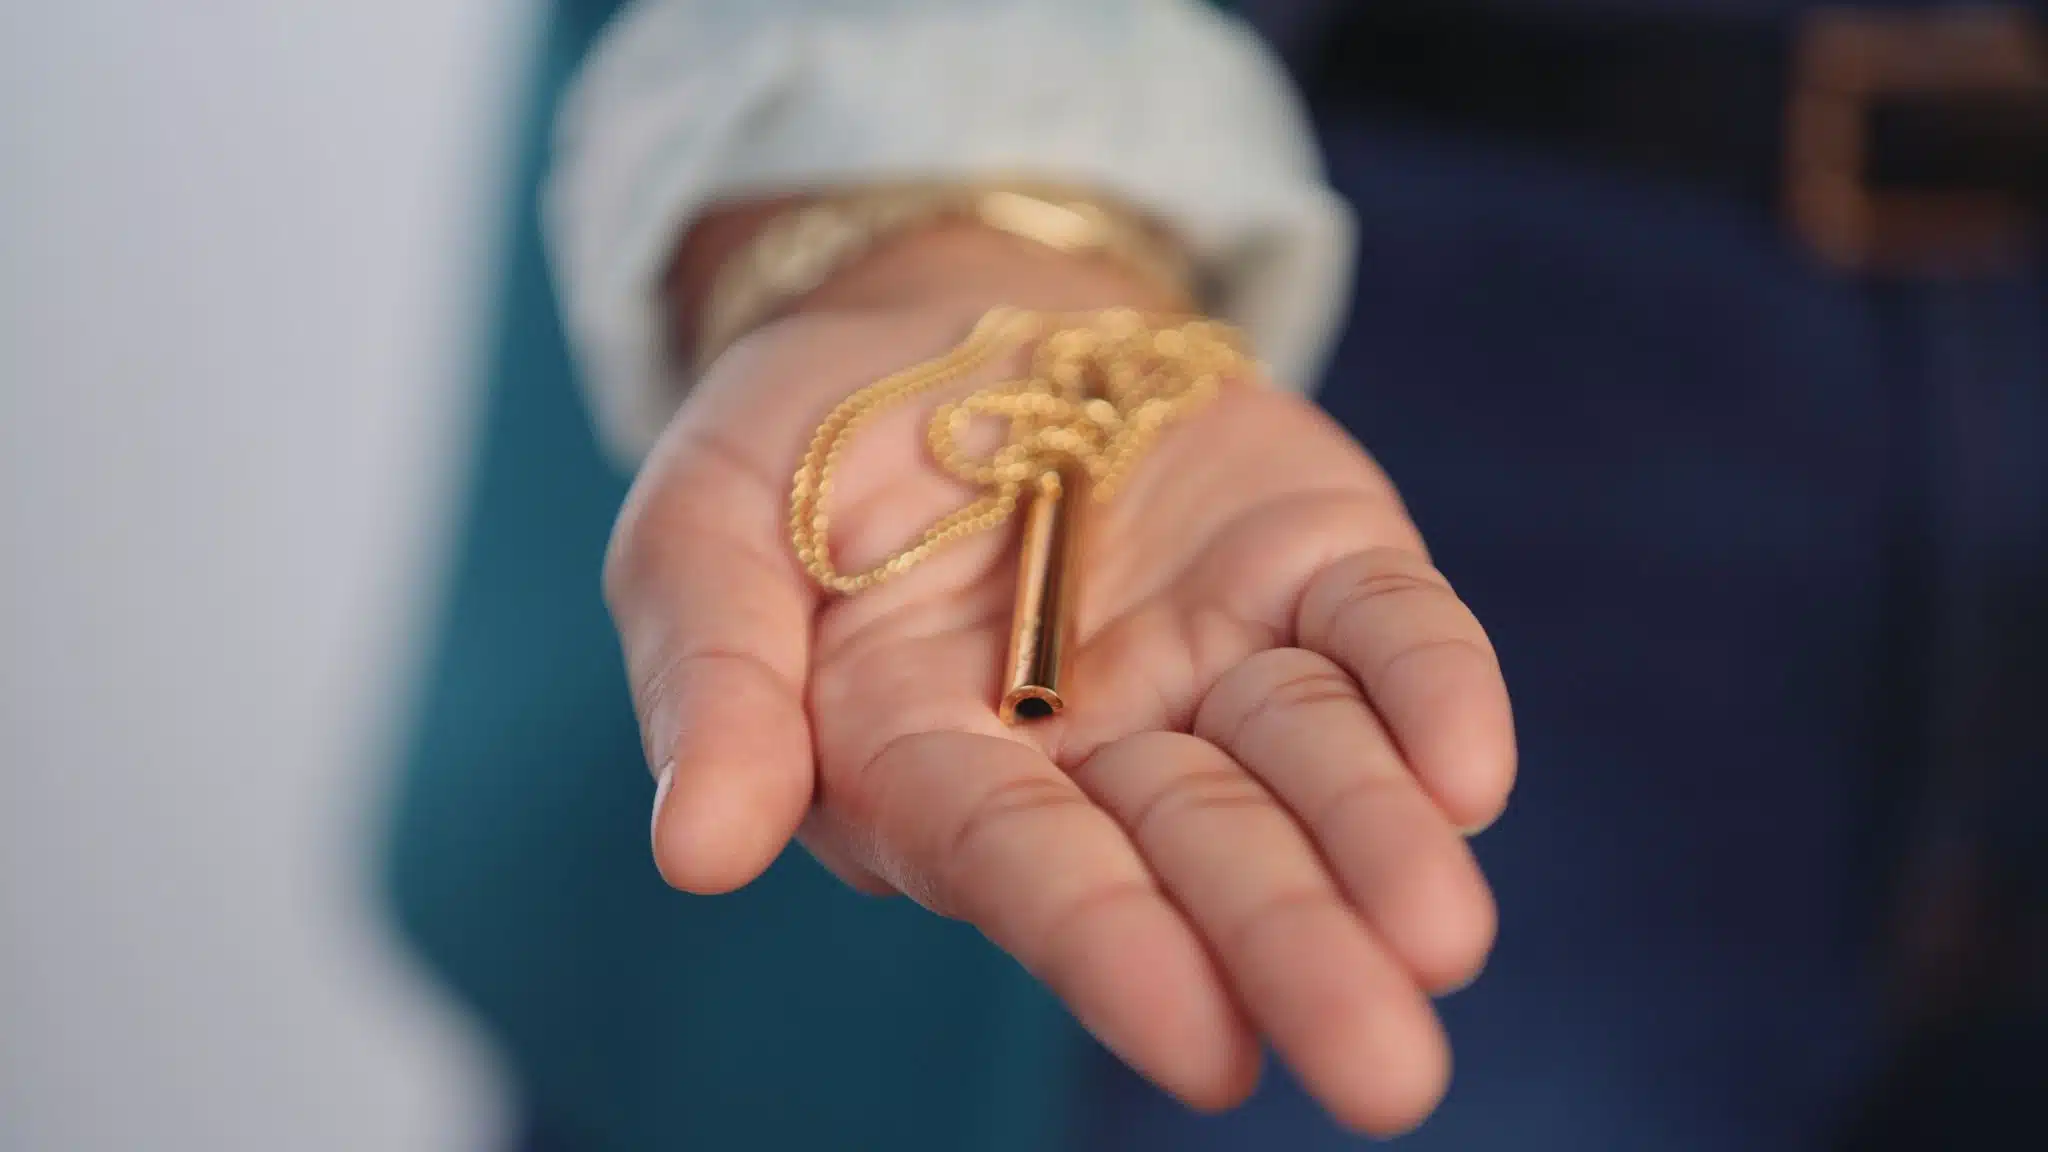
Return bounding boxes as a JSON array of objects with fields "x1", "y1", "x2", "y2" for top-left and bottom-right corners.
[{"x1": 382, "y1": 3, "x2": 1083, "y2": 1148}]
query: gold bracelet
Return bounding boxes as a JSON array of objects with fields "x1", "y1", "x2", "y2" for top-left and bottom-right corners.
[{"x1": 695, "y1": 182, "x2": 1196, "y2": 374}]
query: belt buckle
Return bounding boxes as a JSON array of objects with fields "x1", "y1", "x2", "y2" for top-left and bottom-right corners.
[{"x1": 1787, "y1": 6, "x2": 2048, "y2": 272}]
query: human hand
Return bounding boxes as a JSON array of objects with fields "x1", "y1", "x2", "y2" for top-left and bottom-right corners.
[{"x1": 609, "y1": 221, "x2": 1516, "y2": 1135}]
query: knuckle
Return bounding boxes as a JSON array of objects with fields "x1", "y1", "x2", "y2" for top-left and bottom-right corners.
[
  {"x1": 1373, "y1": 634, "x2": 1497, "y2": 688},
  {"x1": 634, "y1": 646, "x2": 786, "y2": 713},
  {"x1": 670, "y1": 422, "x2": 788, "y2": 503},
  {"x1": 1041, "y1": 880, "x2": 1160, "y2": 957},
  {"x1": 603, "y1": 425, "x2": 783, "y2": 612},
  {"x1": 944, "y1": 775, "x2": 1088, "y2": 880},
  {"x1": 842, "y1": 729, "x2": 924, "y2": 828},
  {"x1": 628, "y1": 646, "x2": 787, "y2": 768},
  {"x1": 1305, "y1": 772, "x2": 1409, "y2": 844},
  {"x1": 1298, "y1": 548, "x2": 1453, "y2": 649},
  {"x1": 1129, "y1": 765, "x2": 1274, "y2": 842},
  {"x1": 630, "y1": 646, "x2": 689, "y2": 718},
  {"x1": 838, "y1": 715, "x2": 985, "y2": 827},
  {"x1": 837, "y1": 731, "x2": 966, "y2": 913},
  {"x1": 1223, "y1": 887, "x2": 1342, "y2": 960},
  {"x1": 1195, "y1": 648, "x2": 1360, "y2": 752},
  {"x1": 1069, "y1": 728, "x2": 1196, "y2": 791},
  {"x1": 602, "y1": 495, "x2": 706, "y2": 619}
]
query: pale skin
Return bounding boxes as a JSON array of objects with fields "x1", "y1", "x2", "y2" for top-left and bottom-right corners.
[{"x1": 608, "y1": 217, "x2": 1517, "y2": 1136}]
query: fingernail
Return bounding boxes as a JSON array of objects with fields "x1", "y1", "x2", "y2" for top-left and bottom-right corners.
[{"x1": 650, "y1": 762, "x2": 675, "y2": 853}]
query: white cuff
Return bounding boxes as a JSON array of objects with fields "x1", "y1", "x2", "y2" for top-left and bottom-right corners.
[{"x1": 545, "y1": 0, "x2": 1355, "y2": 464}]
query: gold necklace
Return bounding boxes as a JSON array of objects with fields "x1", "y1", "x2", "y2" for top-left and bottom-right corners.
[{"x1": 789, "y1": 306, "x2": 1251, "y2": 720}]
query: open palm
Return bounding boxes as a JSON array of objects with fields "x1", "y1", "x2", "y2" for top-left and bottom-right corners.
[{"x1": 606, "y1": 301, "x2": 1516, "y2": 1134}]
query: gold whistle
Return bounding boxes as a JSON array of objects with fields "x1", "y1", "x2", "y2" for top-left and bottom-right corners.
[
  {"x1": 786, "y1": 310, "x2": 1247, "y2": 725},
  {"x1": 1000, "y1": 465, "x2": 1087, "y2": 724}
]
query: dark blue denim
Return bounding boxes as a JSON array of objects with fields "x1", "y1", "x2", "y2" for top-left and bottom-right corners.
[{"x1": 1081, "y1": 74, "x2": 2047, "y2": 1152}]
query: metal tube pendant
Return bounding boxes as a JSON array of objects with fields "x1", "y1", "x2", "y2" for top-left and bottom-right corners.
[{"x1": 1000, "y1": 465, "x2": 1087, "y2": 724}]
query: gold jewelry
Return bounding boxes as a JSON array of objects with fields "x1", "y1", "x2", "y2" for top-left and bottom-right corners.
[
  {"x1": 789, "y1": 307, "x2": 1252, "y2": 722},
  {"x1": 697, "y1": 183, "x2": 1195, "y2": 374}
]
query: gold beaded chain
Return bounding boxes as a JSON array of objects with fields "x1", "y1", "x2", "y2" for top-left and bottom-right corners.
[{"x1": 789, "y1": 307, "x2": 1252, "y2": 595}]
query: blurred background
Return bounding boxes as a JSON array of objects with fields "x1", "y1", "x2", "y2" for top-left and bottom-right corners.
[
  {"x1": 2, "y1": 1, "x2": 535, "y2": 1147},
  {"x1": 6, "y1": 2, "x2": 2044, "y2": 1149}
]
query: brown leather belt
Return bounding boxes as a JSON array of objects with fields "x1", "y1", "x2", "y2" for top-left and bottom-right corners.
[{"x1": 1300, "y1": 3, "x2": 2048, "y2": 273}]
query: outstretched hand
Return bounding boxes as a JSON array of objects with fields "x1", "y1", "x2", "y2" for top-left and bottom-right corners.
[{"x1": 607, "y1": 225, "x2": 1515, "y2": 1135}]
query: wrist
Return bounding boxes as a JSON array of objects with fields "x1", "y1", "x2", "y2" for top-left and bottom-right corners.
[
  {"x1": 795, "y1": 218, "x2": 1182, "y2": 318},
  {"x1": 668, "y1": 201, "x2": 1187, "y2": 365}
]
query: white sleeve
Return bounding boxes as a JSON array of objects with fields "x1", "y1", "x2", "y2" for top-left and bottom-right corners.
[{"x1": 545, "y1": 0, "x2": 1355, "y2": 463}]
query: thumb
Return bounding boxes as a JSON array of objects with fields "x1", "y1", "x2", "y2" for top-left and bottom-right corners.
[{"x1": 605, "y1": 422, "x2": 817, "y2": 894}]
